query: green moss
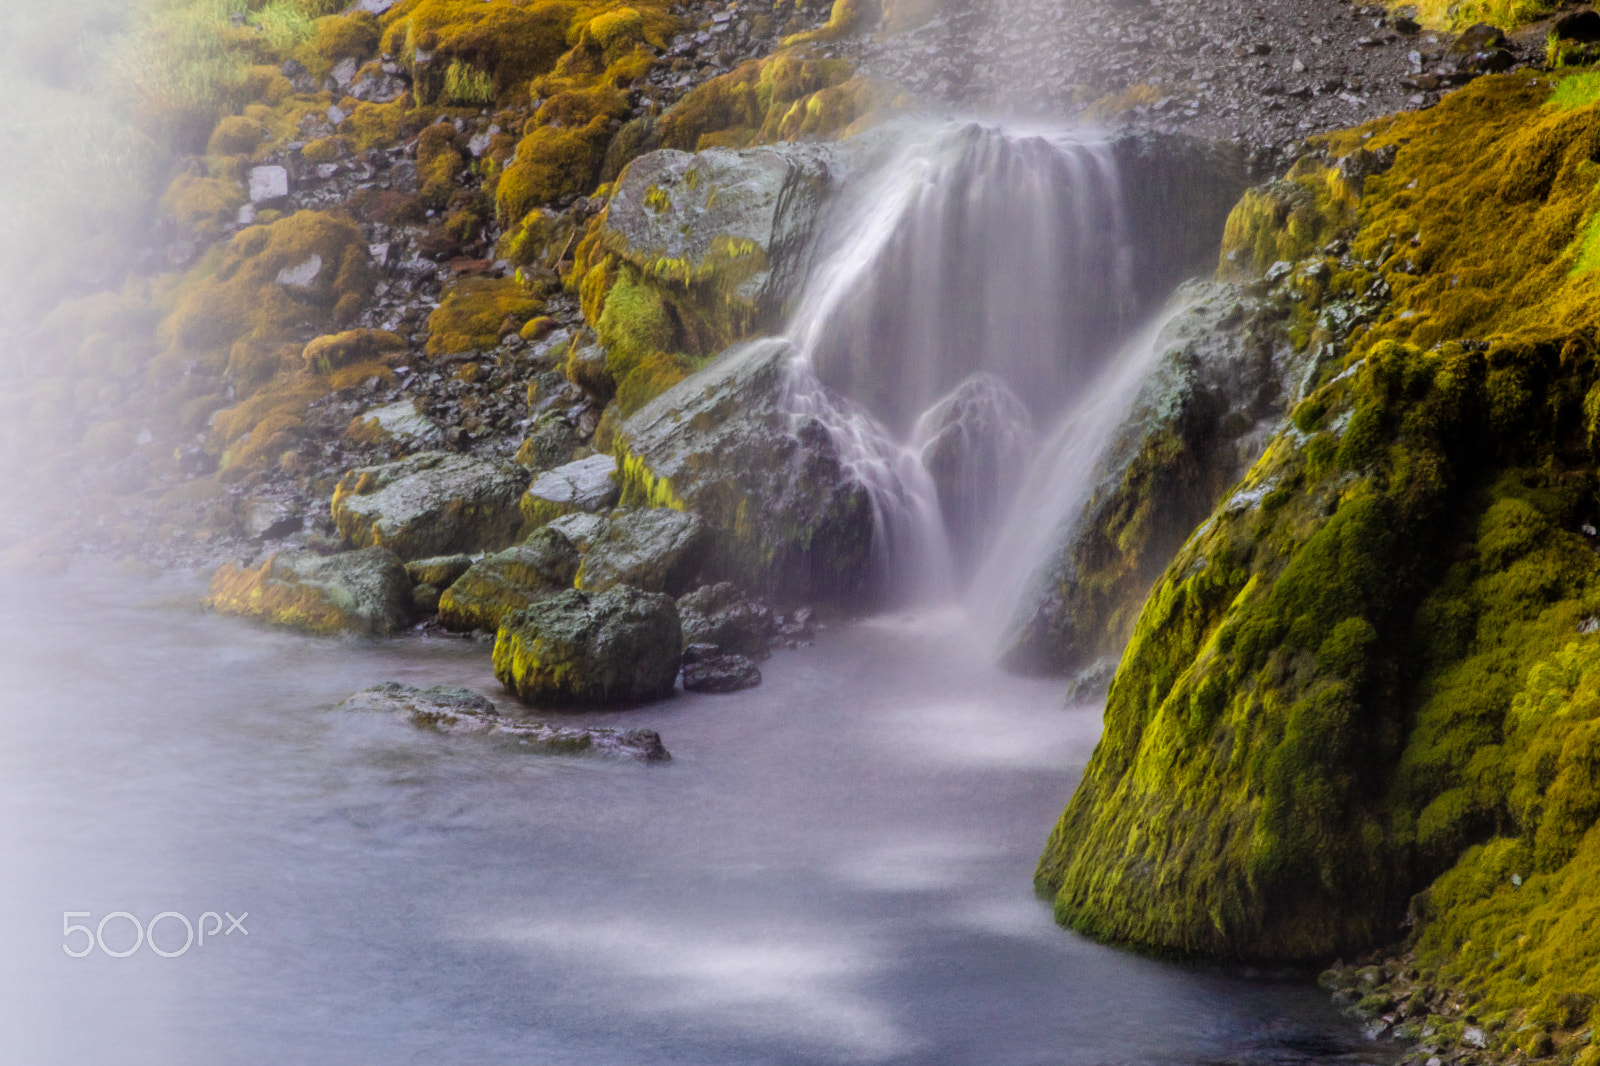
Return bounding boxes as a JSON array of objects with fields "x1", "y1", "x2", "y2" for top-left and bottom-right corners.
[
  {"x1": 1044, "y1": 71, "x2": 1600, "y2": 972},
  {"x1": 655, "y1": 51, "x2": 875, "y2": 152}
]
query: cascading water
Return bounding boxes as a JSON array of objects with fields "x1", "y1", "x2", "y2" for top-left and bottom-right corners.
[{"x1": 756, "y1": 118, "x2": 1183, "y2": 618}]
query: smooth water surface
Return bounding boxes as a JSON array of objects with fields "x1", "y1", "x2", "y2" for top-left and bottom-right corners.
[{"x1": 0, "y1": 567, "x2": 1386, "y2": 1065}]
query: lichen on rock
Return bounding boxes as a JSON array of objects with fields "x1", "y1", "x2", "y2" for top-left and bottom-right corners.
[{"x1": 208, "y1": 546, "x2": 412, "y2": 635}]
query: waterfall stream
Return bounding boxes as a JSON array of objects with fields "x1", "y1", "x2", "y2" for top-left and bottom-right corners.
[{"x1": 766, "y1": 120, "x2": 1182, "y2": 630}]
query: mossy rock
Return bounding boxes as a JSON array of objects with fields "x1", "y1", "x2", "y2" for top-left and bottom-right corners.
[
  {"x1": 493, "y1": 586, "x2": 682, "y2": 706},
  {"x1": 332, "y1": 451, "x2": 528, "y2": 560},
  {"x1": 437, "y1": 528, "x2": 580, "y2": 631},
  {"x1": 208, "y1": 547, "x2": 411, "y2": 636},
  {"x1": 613, "y1": 341, "x2": 874, "y2": 602}
]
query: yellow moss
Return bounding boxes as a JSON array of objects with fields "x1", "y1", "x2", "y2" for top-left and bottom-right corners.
[
  {"x1": 158, "y1": 210, "x2": 374, "y2": 372},
  {"x1": 302, "y1": 329, "x2": 406, "y2": 372},
  {"x1": 417, "y1": 122, "x2": 467, "y2": 203},
  {"x1": 161, "y1": 172, "x2": 246, "y2": 240},
  {"x1": 495, "y1": 117, "x2": 610, "y2": 225},
  {"x1": 379, "y1": 0, "x2": 579, "y2": 104},
  {"x1": 342, "y1": 97, "x2": 410, "y2": 151},
  {"x1": 207, "y1": 115, "x2": 268, "y2": 156},
  {"x1": 783, "y1": 0, "x2": 881, "y2": 44},
  {"x1": 425, "y1": 275, "x2": 545, "y2": 355},
  {"x1": 301, "y1": 135, "x2": 346, "y2": 164},
  {"x1": 656, "y1": 51, "x2": 887, "y2": 151},
  {"x1": 309, "y1": 11, "x2": 380, "y2": 62},
  {"x1": 442, "y1": 58, "x2": 495, "y2": 105}
]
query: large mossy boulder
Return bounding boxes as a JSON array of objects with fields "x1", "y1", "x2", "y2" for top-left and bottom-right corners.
[
  {"x1": 520, "y1": 453, "x2": 620, "y2": 527},
  {"x1": 998, "y1": 280, "x2": 1307, "y2": 675},
  {"x1": 332, "y1": 451, "x2": 527, "y2": 560},
  {"x1": 438, "y1": 527, "x2": 581, "y2": 631},
  {"x1": 208, "y1": 546, "x2": 411, "y2": 635},
  {"x1": 494, "y1": 586, "x2": 682, "y2": 706},
  {"x1": 613, "y1": 341, "x2": 875, "y2": 601},
  {"x1": 1038, "y1": 77, "x2": 1600, "y2": 979},
  {"x1": 575, "y1": 507, "x2": 704, "y2": 594},
  {"x1": 601, "y1": 142, "x2": 844, "y2": 321}
]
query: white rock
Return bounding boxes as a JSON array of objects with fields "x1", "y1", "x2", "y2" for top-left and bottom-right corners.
[
  {"x1": 248, "y1": 165, "x2": 289, "y2": 203},
  {"x1": 276, "y1": 254, "x2": 323, "y2": 288},
  {"x1": 330, "y1": 56, "x2": 360, "y2": 89}
]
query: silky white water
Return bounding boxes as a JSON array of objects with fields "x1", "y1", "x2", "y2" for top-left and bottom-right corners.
[{"x1": 762, "y1": 119, "x2": 1182, "y2": 630}]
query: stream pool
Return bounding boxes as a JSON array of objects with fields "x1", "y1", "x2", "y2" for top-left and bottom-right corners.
[{"x1": 0, "y1": 566, "x2": 1389, "y2": 1065}]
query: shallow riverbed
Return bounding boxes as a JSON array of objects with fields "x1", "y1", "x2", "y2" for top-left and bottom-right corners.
[{"x1": 0, "y1": 566, "x2": 1388, "y2": 1065}]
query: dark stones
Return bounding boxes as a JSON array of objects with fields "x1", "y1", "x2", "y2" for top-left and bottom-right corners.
[
  {"x1": 677, "y1": 582, "x2": 772, "y2": 658},
  {"x1": 339, "y1": 682, "x2": 670, "y2": 759},
  {"x1": 680, "y1": 644, "x2": 762, "y2": 693}
]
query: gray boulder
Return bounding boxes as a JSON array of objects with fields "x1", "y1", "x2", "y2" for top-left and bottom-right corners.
[
  {"x1": 677, "y1": 582, "x2": 771, "y2": 659},
  {"x1": 514, "y1": 413, "x2": 582, "y2": 471},
  {"x1": 494, "y1": 587, "x2": 682, "y2": 706},
  {"x1": 332, "y1": 451, "x2": 526, "y2": 560},
  {"x1": 613, "y1": 341, "x2": 875, "y2": 601},
  {"x1": 546, "y1": 512, "x2": 610, "y2": 553},
  {"x1": 438, "y1": 527, "x2": 581, "y2": 632},
  {"x1": 208, "y1": 546, "x2": 411, "y2": 636},
  {"x1": 603, "y1": 142, "x2": 847, "y2": 317},
  {"x1": 520, "y1": 453, "x2": 619, "y2": 527},
  {"x1": 340, "y1": 682, "x2": 669, "y2": 759},
  {"x1": 576, "y1": 507, "x2": 703, "y2": 595}
]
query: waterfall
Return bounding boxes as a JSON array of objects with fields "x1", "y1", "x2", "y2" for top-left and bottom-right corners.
[{"x1": 766, "y1": 118, "x2": 1175, "y2": 616}]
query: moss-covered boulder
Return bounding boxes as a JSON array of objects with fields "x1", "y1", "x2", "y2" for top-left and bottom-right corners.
[
  {"x1": 575, "y1": 507, "x2": 703, "y2": 594},
  {"x1": 999, "y1": 280, "x2": 1307, "y2": 675},
  {"x1": 1037, "y1": 73, "x2": 1600, "y2": 978},
  {"x1": 332, "y1": 451, "x2": 528, "y2": 560},
  {"x1": 437, "y1": 527, "x2": 581, "y2": 631},
  {"x1": 612, "y1": 341, "x2": 874, "y2": 601},
  {"x1": 520, "y1": 453, "x2": 619, "y2": 527},
  {"x1": 208, "y1": 547, "x2": 411, "y2": 635},
  {"x1": 601, "y1": 142, "x2": 842, "y2": 321},
  {"x1": 493, "y1": 586, "x2": 682, "y2": 706}
]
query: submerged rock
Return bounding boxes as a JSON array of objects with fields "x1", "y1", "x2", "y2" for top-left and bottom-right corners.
[
  {"x1": 680, "y1": 644, "x2": 762, "y2": 693},
  {"x1": 677, "y1": 582, "x2": 771, "y2": 659},
  {"x1": 438, "y1": 527, "x2": 581, "y2": 632},
  {"x1": 520, "y1": 453, "x2": 620, "y2": 527},
  {"x1": 332, "y1": 451, "x2": 527, "y2": 561},
  {"x1": 613, "y1": 342, "x2": 875, "y2": 601},
  {"x1": 208, "y1": 546, "x2": 411, "y2": 636},
  {"x1": 575, "y1": 507, "x2": 704, "y2": 594},
  {"x1": 494, "y1": 587, "x2": 682, "y2": 706},
  {"x1": 339, "y1": 682, "x2": 669, "y2": 760}
]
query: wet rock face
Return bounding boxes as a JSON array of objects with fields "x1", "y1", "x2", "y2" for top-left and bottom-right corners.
[
  {"x1": 603, "y1": 141, "x2": 846, "y2": 316},
  {"x1": 493, "y1": 586, "x2": 683, "y2": 706},
  {"x1": 1111, "y1": 132, "x2": 1248, "y2": 301},
  {"x1": 912, "y1": 374, "x2": 1035, "y2": 569},
  {"x1": 1000, "y1": 280, "x2": 1306, "y2": 675},
  {"x1": 521, "y1": 453, "x2": 621, "y2": 527},
  {"x1": 438, "y1": 527, "x2": 581, "y2": 632},
  {"x1": 576, "y1": 507, "x2": 705, "y2": 595},
  {"x1": 208, "y1": 546, "x2": 412, "y2": 636},
  {"x1": 614, "y1": 341, "x2": 876, "y2": 602},
  {"x1": 339, "y1": 682, "x2": 669, "y2": 759},
  {"x1": 677, "y1": 581, "x2": 772, "y2": 659},
  {"x1": 331, "y1": 451, "x2": 527, "y2": 560}
]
